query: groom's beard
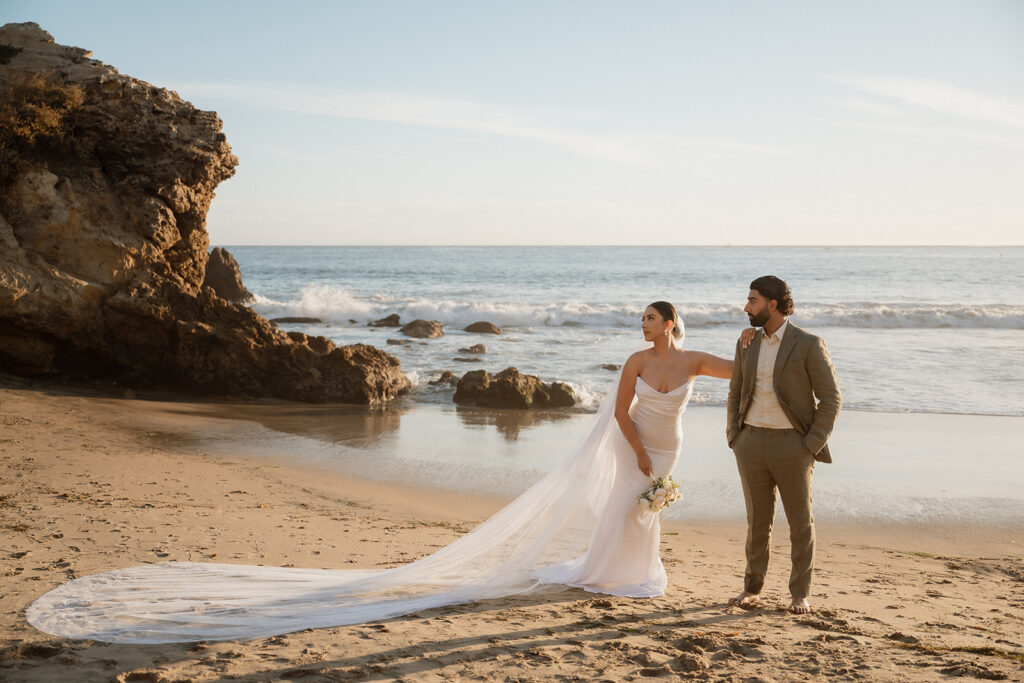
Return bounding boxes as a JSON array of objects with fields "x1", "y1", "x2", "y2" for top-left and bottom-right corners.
[{"x1": 747, "y1": 309, "x2": 771, "y2": 327}]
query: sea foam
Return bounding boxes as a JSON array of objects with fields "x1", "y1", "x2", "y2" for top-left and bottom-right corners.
[{"x1": 254, "y1": 285, "x2": 1024, "y2": 330}]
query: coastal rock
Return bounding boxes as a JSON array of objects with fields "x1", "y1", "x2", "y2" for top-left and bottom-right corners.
[
  {"x1": 270, "y1": 316, "x2": 323, "y2": 324},
  {"x1": 464, "y1": 321, "x2": 502, "y2": 335},
  {"x1": 458, "y1": 344, "x2": 487, "y2": 354},
  {"x1": 0, "y1": 23, "x2": 409, "y2": 403},
  {"x1": 285, "y1": 331, "x2": 335, "y2": 355},
  {"x1": 368, "y1": 314, "x2": 401, "y2": 327},
  {"x1": 203, "y1": 247, "x2": 252, "y2": 303},
  {"x1": 453, "y1": 367, "x2": 575, "y2": 409},
  {"x1": 430, "y1": 370, "x2": 458, "y2": 386},
  {"x1": 453, "y1": 357, "x2": 482, "y2": 363},
  {"x1": 547, "y1": 381, "x2": 576, "y2": 407},
  {"x1": 602, "y1": 363, "x2": 621, "y2": 371},
  {"x1": 401, "y1": 319, "x2": 443, "y2": 339}
]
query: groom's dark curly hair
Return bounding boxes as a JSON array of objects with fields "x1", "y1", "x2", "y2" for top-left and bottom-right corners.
[{"x1": 750, "y1": 275, "x2": 794, "y2": 315}]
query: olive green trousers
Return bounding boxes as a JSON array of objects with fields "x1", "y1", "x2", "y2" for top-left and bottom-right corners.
[{"x1": 732, "y1": 425, "x2": 815, "y2": 598}]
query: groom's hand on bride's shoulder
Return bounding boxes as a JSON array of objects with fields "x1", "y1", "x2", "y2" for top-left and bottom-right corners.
[{"x1": 739, "y1": 327, "x2": 757, "y2": 349}]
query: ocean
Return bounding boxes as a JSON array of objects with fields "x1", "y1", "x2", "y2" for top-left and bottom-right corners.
[
  {"x1": 218, "y1": 246, "x2": 1024, "y2": 523},
  {"x1": 234, "y1": 245, "x2": 1024, "y2": 417}
]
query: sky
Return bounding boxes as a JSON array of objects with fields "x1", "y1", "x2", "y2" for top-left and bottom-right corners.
[{"x1": 3, "y1": 1, "x2": 1023, "y2": 245}]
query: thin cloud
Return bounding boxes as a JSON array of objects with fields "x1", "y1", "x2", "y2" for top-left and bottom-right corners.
[
  {"x1": 832, "y1": 76, "x2": 1024, "y2": 130},
  {"x1": 840, "y1": 120, "x2": 1024, "y2": 149},
  {"x1": 829, "y1": 96, "x2": 906, "y2": 118},
  {"x1": 175, "y1": 82, "x2": 784, "y2": 165}
]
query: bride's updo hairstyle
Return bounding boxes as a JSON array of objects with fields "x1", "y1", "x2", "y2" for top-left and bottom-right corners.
[{"x1": 647, "y1": 301, "x2": 684, "y2": 341}]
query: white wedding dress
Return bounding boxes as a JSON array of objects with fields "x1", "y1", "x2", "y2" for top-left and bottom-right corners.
[{"x1": 27, "y1": 375, "x2": 693, "y2": 643}]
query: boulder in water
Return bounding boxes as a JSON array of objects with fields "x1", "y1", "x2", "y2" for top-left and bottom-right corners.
[
  {"x1": 463, "y1": 321, "x2": 501, "y2": 334},
  {"x1": 430, "y1": 370, "x2": 458, "y2": 386},
  {"x1": 270, "y1": 316, "x2": 322, "y2": 324},
  {"x1": 401, "y1": 319, "x2": 443, "y2": 338},
  {"x1": 368, "y1": 314, "x2": 401, "y2": 327},
  {"x1": 203, "y1": 247, "x2": 252, "y2": 303},
  {"x1": 453, "y1": 367, "x2": 575, "y2": 409}
]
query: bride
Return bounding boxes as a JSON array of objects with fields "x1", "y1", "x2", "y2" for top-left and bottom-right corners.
[
  {"x1": 537, "y1": 301, "x2": 732, "y2": 595},
  {"x1": 28, "y1": 301, "x2": 734, "y2": 643}
]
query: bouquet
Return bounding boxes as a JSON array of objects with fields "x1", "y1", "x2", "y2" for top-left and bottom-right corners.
[{"x1": 638, "y1": 476, "x2": 682, "y2": 512}]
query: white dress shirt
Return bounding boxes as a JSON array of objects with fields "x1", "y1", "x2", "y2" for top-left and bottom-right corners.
[{"x1": 744, "y1": 318, "x2": 795, "y2": 429}]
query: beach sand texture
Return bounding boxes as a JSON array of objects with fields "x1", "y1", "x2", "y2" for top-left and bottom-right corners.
[{"x1": 1, "y1": 377, "x2": 1022, "y2": 682}]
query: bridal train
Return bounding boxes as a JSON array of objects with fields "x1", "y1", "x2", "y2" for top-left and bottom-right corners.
[{"x1": 27, "y1": 374, "x2": 694, "y2": 643}]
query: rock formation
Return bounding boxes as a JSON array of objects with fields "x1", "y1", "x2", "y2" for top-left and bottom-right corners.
[
  {"x1": 458, "y1": 344, "x2": 486, "y2": 354},
  {"x1": 0, "y1": 23, "x2": 409, "y2": 402},
  {"x1": 270, "y1": 316, "x2": 323, "y2": 324},
  {"x1": 368, "y1": 314, "x2": 400, "y2": 327},
  {"x1": 429, "y1": 370, "x2": 458, "y2": 386},
  {"x1": 464, "y1": 321, "x2": 501, "y2": 334},
  {"x1": 400, "y1": 319, "x2": 443, "y2": 338},
  {"x1": 453, "y1": 367, "x2": 575, "y2": 409},
  {"x1": 203, "y1": 247, "x2": 252, "y2": 303}
]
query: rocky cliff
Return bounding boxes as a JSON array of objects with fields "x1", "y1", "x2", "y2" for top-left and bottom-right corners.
[{"x1": 0, "y1": 23, "x2": 409, "y2": 402}]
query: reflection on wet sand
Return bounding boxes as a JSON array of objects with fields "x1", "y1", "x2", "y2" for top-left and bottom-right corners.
[
  {"x1": 455, "y1": 406, "x2": 574, "y2": 441},
  {"x1": 165, "y1": 400, "x2": 407, "y2": 448},
  {"x1": 0, "y1": 373, "x2": 409, "y2": 451}
]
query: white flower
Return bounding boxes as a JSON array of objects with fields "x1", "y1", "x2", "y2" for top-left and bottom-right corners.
[{"x1": 638, "y1": 475, "x2": 682, "y2": 511}]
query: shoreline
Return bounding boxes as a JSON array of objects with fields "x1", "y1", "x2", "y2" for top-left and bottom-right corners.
[
  {"x1": 53, "y1": 374, "x2": 1023, "y2": 526},
  {"x1": 2, "y1": 376, "x2": 1022, "y2": 680}
]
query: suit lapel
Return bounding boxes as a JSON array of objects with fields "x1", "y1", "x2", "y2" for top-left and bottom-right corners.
[
  {"x1": 772, "y1": 322, "x2": 799, "y2": 388},
  {"x1": 744, "y1": 333, "x2": 760, "y2": 397}
]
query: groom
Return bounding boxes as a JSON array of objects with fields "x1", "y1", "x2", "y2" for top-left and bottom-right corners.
[{"x1": 726, "y1": 276, "x2": 841, "y2": 614}]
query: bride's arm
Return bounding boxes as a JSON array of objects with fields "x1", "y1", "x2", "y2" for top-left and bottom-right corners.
[
  {"x1": 693, "y1": 351, "x2": 733, "y2": 379},
  {"x1": 615, "y1": 354, "x2": 653, "y2": 476}
]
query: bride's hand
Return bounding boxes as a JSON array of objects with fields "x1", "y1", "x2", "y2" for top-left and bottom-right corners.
[
  {"x1": 636, "y1": 452, "x2": 653, "y2": 476},
  {"x1": 740, "y1": 327, "x2": 757, "y2": 349}
]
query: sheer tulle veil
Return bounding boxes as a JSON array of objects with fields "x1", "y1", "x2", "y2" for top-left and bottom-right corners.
[{"x1": 27, "y1": 377, "x2": 633, "y2": 643}]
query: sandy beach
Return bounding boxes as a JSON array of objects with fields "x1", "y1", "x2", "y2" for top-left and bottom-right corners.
[{"x1": 2, "y1": 375, "x2": 1022, "y2": 682}]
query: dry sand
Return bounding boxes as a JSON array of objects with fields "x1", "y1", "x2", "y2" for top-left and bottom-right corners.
[{"x1": 1, "y1": 375, "x2": 1022, "y2": 682}]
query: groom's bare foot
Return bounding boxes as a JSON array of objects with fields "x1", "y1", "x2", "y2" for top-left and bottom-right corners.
[
  {"x1": 788, "y1": 597, "x2": 812, "y2": 614},
  {"x1": 728, "y1": 591, "x2": 761, "y2": 609}
]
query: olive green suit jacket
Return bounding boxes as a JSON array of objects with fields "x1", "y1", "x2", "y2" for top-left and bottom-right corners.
[{"x1": 726, "y1": 322, "x2": 842, "y2": 463}]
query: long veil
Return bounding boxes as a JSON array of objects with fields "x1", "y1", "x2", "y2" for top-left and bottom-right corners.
[{"x1": 27, "y1": 378, "x2": 630, "y2": 643}]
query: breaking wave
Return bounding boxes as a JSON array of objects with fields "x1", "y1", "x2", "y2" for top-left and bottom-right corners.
[{"x1": 252, "y1": 285, "x2": 1024, "y2": 330}]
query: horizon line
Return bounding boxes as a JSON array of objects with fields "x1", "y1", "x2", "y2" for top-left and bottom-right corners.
[{"x1": 209, "y1": 243, "x2": 1024, "y2": 248}]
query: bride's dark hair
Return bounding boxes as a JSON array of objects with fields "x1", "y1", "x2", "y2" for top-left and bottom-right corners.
[{"x1": 647, "y1": 301, "x2": 683, "y2": 339}]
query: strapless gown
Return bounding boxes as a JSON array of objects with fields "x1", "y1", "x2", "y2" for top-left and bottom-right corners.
[
  {"x1": 27, "y1": 375, "x2": 694, "y2": 643},
  {"x1": 537, "y1": 376, "x2": 692, "y2": 596}
]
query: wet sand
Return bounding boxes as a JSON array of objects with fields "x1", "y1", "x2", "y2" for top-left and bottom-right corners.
[{"x1": 1, "y1": 375, "x2": 1022, "y2": 681}]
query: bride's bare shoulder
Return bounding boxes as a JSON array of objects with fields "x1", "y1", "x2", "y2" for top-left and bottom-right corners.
[
  {"x1": 677, "y1": 348, "x2": 710, "y2": 368},
  {"x1": 680, "y1": 348, "x2": 711, "y2": 363},
  {"x1": 623, "y1": 350, "x2": 647, "y2": 371}
]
